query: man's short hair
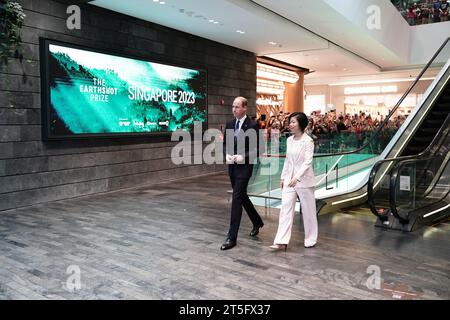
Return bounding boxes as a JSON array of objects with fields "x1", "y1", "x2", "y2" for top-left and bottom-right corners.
[{"x1": 235, "y1": 96, "x2": 248, "y2": 107}]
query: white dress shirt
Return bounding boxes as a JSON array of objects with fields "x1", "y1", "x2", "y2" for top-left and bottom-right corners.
[{"x1": 234, "y1": 115, "x2": 247, "y2": 132}]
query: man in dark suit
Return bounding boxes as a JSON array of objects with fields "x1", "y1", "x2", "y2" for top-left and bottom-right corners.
[{"x1": 221, "y1": 96, "x2": 264, "y2": 250}]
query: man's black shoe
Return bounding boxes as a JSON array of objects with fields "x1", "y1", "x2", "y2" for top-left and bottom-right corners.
[
  {"x1": 220, "y1": 238, "x2": 236, "y2": 250},
  {"x1": 249, "y1": 223, "x2": 264, "y2": 237}
]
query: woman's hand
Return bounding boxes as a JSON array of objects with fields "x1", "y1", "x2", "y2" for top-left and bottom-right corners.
[{"x1": 288, "y1": 178, "x2": 298, "y2": 188}]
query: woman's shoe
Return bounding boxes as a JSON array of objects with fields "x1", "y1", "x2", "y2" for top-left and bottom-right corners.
[
  {"x1": 269, "y1": 244, "x2": 287, "y2": 252},
  {"x1": 304, "y1": 243, "x2": 316, "y2": 248}
]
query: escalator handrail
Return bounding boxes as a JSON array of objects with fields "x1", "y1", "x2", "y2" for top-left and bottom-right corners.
[
  {"x1": 313, "y1": 36, "x2": 450, "y2": 159},
  {"x1": 367, "y1": 160, "x2": 390, "y2": 220},
  {"x1": 367, "y1": 112, "x2": 450, "y2": 220}
]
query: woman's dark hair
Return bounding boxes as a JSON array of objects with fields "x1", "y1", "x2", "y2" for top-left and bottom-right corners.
[{"x1": 289, "y1": 112, "x2": 308, "y2": 132}]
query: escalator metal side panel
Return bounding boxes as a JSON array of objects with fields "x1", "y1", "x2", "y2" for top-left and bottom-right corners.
[{"x1": 378, "y1": 199, "x2": 450, "y2": 232}]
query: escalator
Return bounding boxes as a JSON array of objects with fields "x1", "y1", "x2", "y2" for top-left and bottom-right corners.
[
  {"x1": 401, "y1": 89, "x2": 449, "y2": 156},
  {"x1": 368, "y1": 111, "x2": 450, "y2": 231},
  {"x1": 314, "y1": 37, "x2": 450, "y2": 215},
  {"x1": 248, "y1": 37, "x2": 450, "y2": 219}
]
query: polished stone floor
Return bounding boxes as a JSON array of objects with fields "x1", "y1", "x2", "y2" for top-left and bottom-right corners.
[{"x1": 0, "y1": 172, "x2": 448, "y2": 300}]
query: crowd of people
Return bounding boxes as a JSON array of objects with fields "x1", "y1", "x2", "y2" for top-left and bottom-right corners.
[
  {"x1": 258, "y1": 110, "x2": 407, "y2": 136},
  {"x1": 256, "y1": 110, "x2": 407, "y2": 154},
  {"x1": 392, "y1": 0, "x2": 449, "y2": 25}
]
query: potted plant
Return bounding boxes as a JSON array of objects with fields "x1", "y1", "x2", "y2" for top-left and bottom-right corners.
[{"x1": 0, "y1": 0, "x2": 26, "y2": 66}]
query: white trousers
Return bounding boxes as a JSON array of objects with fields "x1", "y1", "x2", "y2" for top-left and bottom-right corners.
[{"x1": 273, "y1": 186, "x2": 318, "y2": 247}]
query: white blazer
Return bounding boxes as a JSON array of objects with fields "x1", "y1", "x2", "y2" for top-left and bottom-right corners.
[{"x1": 280, "y1": 133, "x2": 315, "y2": 188}]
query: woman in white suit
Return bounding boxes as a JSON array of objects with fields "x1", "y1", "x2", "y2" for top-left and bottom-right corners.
[{"x1": 270, "y1": 112, "x2": 318, "y2": 250}]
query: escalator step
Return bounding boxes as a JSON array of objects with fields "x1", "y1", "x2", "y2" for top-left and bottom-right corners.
[
  {"x1": 425, "y1": 119, "x2": 444, "y2": 125},
  {"x1": 427, "y1": 113, "x2": 446, "y2": 120},
  {"x1": 431, "y1": 111, "x2": 449, "y2": 117},
  {"x1": 421, "y1": 128, "x2": 439, "y2": 134},
  {"x1": 433, "y1": 105, "x2": 450, "y2": 112},
  {"x1": 434, "y1": 100, "x2": 448, "y2": 106},
  {"x1": 423, "y1": 124, "x2": 443, "y2": 129},
  {"x1": 407, "y1": 146, "x2": 425, "y2": 154},
  {"x1": 410, "y1": 134, "x2": 431, "y2": 142},
  {"x1": 431, "y1": 105, "x2": 447, "y2": 111},
  {"x1": 432, "y1": 105, "x2": 449, "y2": 112},
  {"x1": 415, "y1": 136, "x2": 432, "y2": 142},
  {"x1": 408, "y1": 141, "x2": 430, "y2": 148}
]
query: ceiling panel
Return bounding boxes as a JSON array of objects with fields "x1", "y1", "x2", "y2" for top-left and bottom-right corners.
[
  {"x1": 92, "y1": 0, "x2": 329, "y2": 55},
  {"x1": 90, "y1": 0, "x2": 434, "y2": 85}
]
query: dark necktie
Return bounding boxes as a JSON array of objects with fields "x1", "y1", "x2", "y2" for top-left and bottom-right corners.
[{"x1": 234, "y1": 119, "x2": 240, "y2": 136}]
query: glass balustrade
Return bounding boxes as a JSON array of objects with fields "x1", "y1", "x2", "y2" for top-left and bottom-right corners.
[{"x1": 247, "y1": 127, "x2": 399, "y2": 208}]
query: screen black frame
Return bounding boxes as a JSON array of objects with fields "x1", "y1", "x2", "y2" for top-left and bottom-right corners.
[{"x1": 40, "y1": 38, "x2": 208, "y2": 141}]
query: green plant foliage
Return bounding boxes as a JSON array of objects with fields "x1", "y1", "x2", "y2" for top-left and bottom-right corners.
[{"x1": 0, "y1": 0, "x2": 26, "y2": 66}]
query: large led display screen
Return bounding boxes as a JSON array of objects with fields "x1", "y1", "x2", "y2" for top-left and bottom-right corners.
[{"x1": 40, "y1": 39, "x2": 207, "y2": 140}]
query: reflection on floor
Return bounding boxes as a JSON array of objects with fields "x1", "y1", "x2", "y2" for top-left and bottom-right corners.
[{"x1": 0, "y1": 172, "x2": 448, "y2": 300}]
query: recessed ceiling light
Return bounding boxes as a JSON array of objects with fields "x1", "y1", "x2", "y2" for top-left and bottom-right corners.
[
  {"x1": 209, "y1": 19, "x2": 214, "y2": 22},
  {"x1": 343, "y1": 68, "x2": 347, "y2": 71},
  {"x1": 160, "y1": 1, "x2": 165, "y2": 4},
  {"x1": 236, "y1": 30, "x2": 245, "y2": 34},
  {"x1": 153, "y1": 0, "x2": 159, "y2": 2},
  {"x1": 269, "y1": 41, "x2": 277, "y2": 45},
  {"x1": 213, "y1": 21, "x2": 219, "y2": 24}
]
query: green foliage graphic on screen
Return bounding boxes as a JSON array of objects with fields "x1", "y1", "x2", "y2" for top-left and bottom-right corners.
[{"x1": 47, "y1": 44, "x2": 207, "y2": 137}]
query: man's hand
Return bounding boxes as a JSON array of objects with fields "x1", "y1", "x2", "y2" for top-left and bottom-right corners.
[
  {"x1": 234, "y1": 154, "x2": 244, "y2": 163},
  {"x1": 225, "y1": 154, "x2": 235, "y2": 164},
  {"x1": 288, "y1": 177, "x2": 298, "y2": 188}
]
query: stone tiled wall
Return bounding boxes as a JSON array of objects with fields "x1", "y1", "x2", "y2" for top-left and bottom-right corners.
[{"x1": 0, "y1": 0, "x2": 256, "y2": 211}]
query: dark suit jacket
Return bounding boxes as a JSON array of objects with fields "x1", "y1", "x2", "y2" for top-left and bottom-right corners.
[{"x1": 223, "y1": 117, "x2": 264, "y2": 179}]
